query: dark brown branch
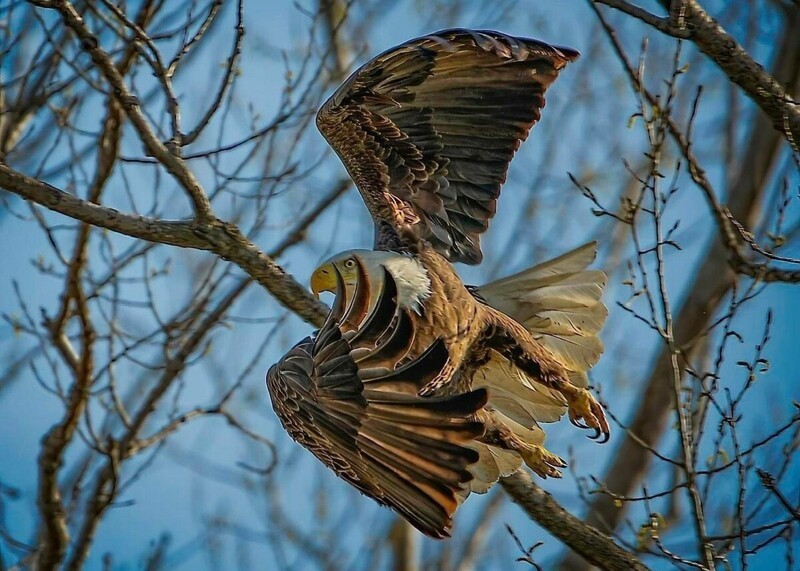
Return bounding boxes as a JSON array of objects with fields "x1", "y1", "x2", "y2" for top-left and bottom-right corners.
[
  {"x1": 35, "y1": 0, "x2": 214, "y2": 220},
  {"x1": 36, "y1": 233, "x2": 97, "y2": 569},
  {"x1": 501, "y1": 470, "x2": 650, "y2": 571},
  {"x1": 756, "y1": 469, "x2": 800, "y2": 523},
  {"x1": 593, "y1": 0, "x2": 690, "y2": 36},
  {"x1": 559, "y1": 8, "x2": 800, "y2": 569},
  {"x1": 180, "y1": 0, "x2": 244, "y2": 146},
  {"x1": 320, "y1": 0, "x2": 350, "y2": 80},
  {"x1": 0, "y1": 163, "x2": 327, "y2": 325},
  {"x1": 64, "y1": 276, "x2": 251, "y2": 570},
  {"x1": 0, "y1": 163, "x2": 648, "y2": 571},
  {"x1": 592, "y1": 0, "x2": 800, "y2": 283},
  {"x1": 594, "y1": 0, "x2": 800, "y2": 144},
  {"x1": 62, "y1": 177, "x2": 346, "y2": 567},
  {"x1": 0, "y1": 132, "x2": 650, "y2": 571}
]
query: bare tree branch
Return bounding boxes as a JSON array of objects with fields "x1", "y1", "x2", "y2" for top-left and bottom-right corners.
[
  {"x1": 0, "y1": 163, "x2": 328, "y2": 325},
  {"x1": 594, "y1": 0, "x2": 800, "y2": 144},
  {"x1": 33, "y1": 0, "x2": 214, "y2": 219},
  {"x1": 0, "y1": 158, "x2": 650, "y2": 570},
  {"x1": 559, "y1": 4, "x2": 800, "y2": 569},
  {"x1": 3, "y1": 2, "x2": 798, "y2": 568},
  {"x1": 501, "y1": 470, "x2": 651, "y2": 571}
]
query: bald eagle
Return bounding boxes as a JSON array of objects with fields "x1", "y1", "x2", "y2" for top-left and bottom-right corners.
[{"x1": 267, "y1": 29, "x2": 608, "y2": 538}]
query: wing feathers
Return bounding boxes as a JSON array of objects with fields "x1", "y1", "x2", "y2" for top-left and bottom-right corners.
[
  {"x1": 267, "y1": 259, "x2": 485, "y2": 538},
  {"x1": 317, "y1": 28, "x2": 578, "y2": 264}
]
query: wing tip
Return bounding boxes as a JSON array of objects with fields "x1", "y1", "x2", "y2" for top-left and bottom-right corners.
[
  {"x1": 450, "y1": 240, "x2": 484, "y2": 266},
  {"x1": 422, "y1": 28, "x2": 580, "y2": 64}
]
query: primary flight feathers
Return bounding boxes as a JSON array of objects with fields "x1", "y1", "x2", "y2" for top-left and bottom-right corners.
[
  {"x1": 317, "y1": 28, "x2": 579, "y2": 264},
  {"x1": 267, "y1": 261, "x2": 488, "y2": 538}
]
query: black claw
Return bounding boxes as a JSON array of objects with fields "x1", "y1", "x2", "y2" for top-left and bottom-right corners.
[
  {"x1": 598, "y1": 431, "x2": 610, "y2": 444},
  {"x1": 570, "y1": 417, "x2": 587, "y2": 429}
]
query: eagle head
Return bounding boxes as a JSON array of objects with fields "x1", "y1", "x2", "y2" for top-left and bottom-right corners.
[{"x1": 310, "y1": 250, "x2": 431, "y2": 313}]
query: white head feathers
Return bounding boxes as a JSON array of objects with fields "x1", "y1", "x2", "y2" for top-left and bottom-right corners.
[{"x1": 323, "y1": 250, "x2": 431, "y2": 313}]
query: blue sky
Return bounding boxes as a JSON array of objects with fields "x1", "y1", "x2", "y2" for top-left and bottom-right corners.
[{"x1": 1, "y1": 1, "x2": 798, "y2": 569}]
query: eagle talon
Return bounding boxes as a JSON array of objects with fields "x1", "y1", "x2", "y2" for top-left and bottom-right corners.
[
  {"x1": 564, "y1": 387, "x2": 610, "y2": 443},
  {"x1": 570, "y1": 417, "x2": 589, "y2": 429},
  {"x1": 520, "y1": 444, "x2": 566, "y2": 479}
]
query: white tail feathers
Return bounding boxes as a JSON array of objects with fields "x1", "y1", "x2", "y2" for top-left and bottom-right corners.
[
  {"x1": 466, "y1": 408, "x2": 549, "y2": 493},
  {"x1": 477, "y1": 241, "x2": 608, "y2": 386},
  {"x1": 472, "y1": 354, "x2": 567, "y2": 424},
  {"x1": 468, "y1": 354, "x2": 566, "y2": 492},
  {"x1": 466, "y1": 443, "x2": 522, "y2": 493}
]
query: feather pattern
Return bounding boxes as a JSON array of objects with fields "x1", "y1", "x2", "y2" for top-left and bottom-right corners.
[
  {"x1": 317, "y1": 29, "x2": 579, "y2": 264},
  {"x1": 473, "y1": 352, "x2": 566, "y2": 425},
  {"x1": 266, "y1": 259, "x2": 487, "y2": 538},
  {"x1": 465, "y1": 443, "x2": 522, "y2": 494},
  {"x1": 477, "y1": 242, "x2": 608, "y2": 382}
]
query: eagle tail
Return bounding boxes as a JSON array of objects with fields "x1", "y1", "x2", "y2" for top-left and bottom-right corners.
[
  {"x1": 465, "y1": 442, "x2": 522, "y2": 494},
  {"x1": 466, "y1": 354, "x2": 567, "y2": 491},
  {"x1": 476, "y1": 241, "x2": 607, "y2": 385}
]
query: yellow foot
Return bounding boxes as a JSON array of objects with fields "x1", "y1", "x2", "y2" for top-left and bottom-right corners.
[
  {"x1": 563, "y1": 387, "x2": 610, "y2": 443},
  {"x1": 520, "y1": 444, "x2": 567, "y2": 479}
]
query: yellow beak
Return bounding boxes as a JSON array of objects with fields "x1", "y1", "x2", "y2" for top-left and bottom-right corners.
[{"x1": 310, "y1": 263, "x2": 337, "y2": 299}]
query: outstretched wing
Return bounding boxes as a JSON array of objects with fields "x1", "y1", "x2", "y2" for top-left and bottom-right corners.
[
  {"x1": 266, "y1": 260, "x2": 487, "y2": 538},
  {"x1": 317, "y1": 28, "x2": 578, "y2": 264}
]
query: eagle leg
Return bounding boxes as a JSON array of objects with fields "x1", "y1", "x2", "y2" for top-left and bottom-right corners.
[
  {"x1": 418, "y1": 357, "x2": 459, "y2": 396},
  {"x1": 477, "y1": 409, "x2": 566, "y2": 479},
  {"x1": 484, "y1": 311, "x2": 611, "y2": 442}
]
